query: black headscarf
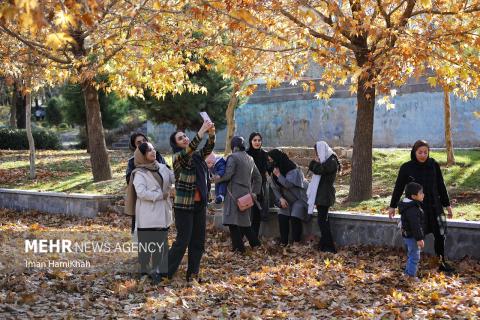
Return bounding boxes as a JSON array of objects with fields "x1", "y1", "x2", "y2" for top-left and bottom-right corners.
[
  {"x1": 246, "y1": 132, "x2": 268, "y2": 177},
  {"x1": 170, "y1": 131, "x2": 209, "y2": 204},
  {"x1": 267, "y1": 149, "x2": 297, "y2": 176},
  {"x1": 411, "y1": 140, "x2": 430, "y2": 162}
]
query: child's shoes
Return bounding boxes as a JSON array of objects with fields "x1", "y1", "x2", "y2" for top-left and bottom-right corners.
[{"x1": 215, "y1": 195, "x2": 224, "y2": 204}]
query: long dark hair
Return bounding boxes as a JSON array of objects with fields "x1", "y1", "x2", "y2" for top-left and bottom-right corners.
[
  {"x1": 169, "y1": 131, "x2": 183, "y2": 153},
  {"x1": 130, "y1": 132, "x2": 148, "y2": 151}
]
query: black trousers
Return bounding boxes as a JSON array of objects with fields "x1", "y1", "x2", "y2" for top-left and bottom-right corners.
[
  {"x1": 278, "y1": 214, "x2": 302, "y2": 245},
  {"x1": 137, "y1": 228, "x2": 169, "y2": 275},
  {"x1": 228, "y1": 225, "x2": 260, "y2": 253},
  {"x1": 168, "y1": 202, "x2": 206, "y2": 278},
  {"x1": 426, "y1": 212, "x2": 446, "y2": 258},
  {"x1": 131, "y1": 215, "x2": 136, "y2": 234},
  {"x1": 251, "y1": 205, "x2": 262, "y2": 238},
  {"x1": 317, "y1": 205, "x2": 335, "y2": 251}
]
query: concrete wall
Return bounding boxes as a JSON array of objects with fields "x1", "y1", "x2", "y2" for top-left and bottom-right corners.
[
  {"x1": 148, "y1": 82, "x2": 480, "y2": 151},
  {"x1": 207, "y1": 209, "x2": 480, "y2": 260},
  {"x1": 0, "y1": 189, "x2": 121, "y2": 218}
]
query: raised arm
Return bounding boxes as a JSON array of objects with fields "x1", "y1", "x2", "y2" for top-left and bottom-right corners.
[
  {"x1": 173, "y1": 120, "x2": 213, "y2": 171},
  {"x1": 201, "y1": 133, "x2": 216, "y2": 159}
]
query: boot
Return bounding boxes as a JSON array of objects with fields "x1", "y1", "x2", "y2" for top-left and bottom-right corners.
[{"x1": 438, "y1": 256, "x2": 456, "y2": 273}]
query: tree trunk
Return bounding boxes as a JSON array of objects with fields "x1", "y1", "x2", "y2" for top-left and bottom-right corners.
[
  {"x1": 85, "y1": 122, "x2": 90, "y2": 153},
  {"x1": 81, "y1": 80, "x2": 112, "y2": 182},
  {"x1": 348, "y1": 76, "x2": 375, "y2": 202},
  {"x1": 443, "y1": 88, "x2": 455, "y2": 166},
  {"x1": 10, "y1": 83, "x2": 17, "y2": 128},
  {"x1": 16, "y1": 88, "x2": 26, "y2": 129},
  {"x1": 224, "y1": 82, "x2": 240, "y2": 155},
  {"x1": 25, "y1": 90, "x2": 36, "y2": 179}
]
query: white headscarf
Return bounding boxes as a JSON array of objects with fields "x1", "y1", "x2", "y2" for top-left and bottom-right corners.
[{"x1": 306, "y1": 141, "x2": 334, "y2": 214}]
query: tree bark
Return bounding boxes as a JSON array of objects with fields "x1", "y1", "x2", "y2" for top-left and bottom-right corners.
[
  {"x1": 25, "y1": 90, "x2": 36, "y2": 179},
  {"x1": 348, "y1": 75, "x2": 375, "y2": 202},
  {"x1": 10, "y1": 83, "x2": 17, "y2": 128},
  {"x1": 224, "y1": 82, "x2": 240, "y2": 155},
  {"x1": 443, "y1": 88, "x2": 455, "y2": 166},
  {"x1": 15, "y1": 88, "x2": 26, "y2": 129},
  {"x1": 81, "y1": 80, "x2": 112, "y2": 181}
]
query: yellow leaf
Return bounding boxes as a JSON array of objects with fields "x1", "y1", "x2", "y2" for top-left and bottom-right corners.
[
  {"x1": 45, "y1": 32, "x2": 75, "y2": 49},
  {"x1": 420, "y1": 0, "x2": 432, "y2": 9},
  {"x1": 231, "y1": 9, "x2": 258, "y2": 25},
  {"x1": 427, "y1": 77, "x2": 437, "y2": 87},
  {"x1": 431, "y1": 291, "x2": 440, "y2": 304},
  {"x1": 54, "y1": 11, "x2": 77, "y2": 28}
]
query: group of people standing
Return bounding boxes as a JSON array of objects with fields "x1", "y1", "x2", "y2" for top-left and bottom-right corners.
[{"x1": 125, "y1": 120, "x2": 455, "y2": 284}]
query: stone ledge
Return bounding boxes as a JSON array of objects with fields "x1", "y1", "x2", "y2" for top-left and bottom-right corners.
[
  {"x1": 208, "y1": 208, "x2": 480, "y2": 260},
  {"x1": 0, "y1": 188, "x2": 119, "y2": 200},
  {"x1": 0, "y1": 188, "x2": 122, "y2": 218}
]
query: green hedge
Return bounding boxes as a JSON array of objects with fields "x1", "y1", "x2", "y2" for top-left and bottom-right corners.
[{"x1": 0, "y1": 128, "x2": 61, "y2": 150}]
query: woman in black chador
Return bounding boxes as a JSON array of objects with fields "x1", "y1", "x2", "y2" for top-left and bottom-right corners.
[{"x1": 388, "y1": 140, "x2": 455, "y2": 273}]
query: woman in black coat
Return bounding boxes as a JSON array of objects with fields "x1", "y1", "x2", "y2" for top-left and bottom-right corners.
[
  {"x1": 246, "y1": 132, "x2": 269, "y2": 237},
  {"x1": 307, "y1": 141, "x2": 341, "y2": 253},
  {"x1": 388, "y1": 140, "x2": 455, "y2": 272}
]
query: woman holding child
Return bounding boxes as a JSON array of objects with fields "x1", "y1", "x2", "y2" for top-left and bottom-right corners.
[{"x1": 388, "y1": 140, "x2": 455, "y2": 273}]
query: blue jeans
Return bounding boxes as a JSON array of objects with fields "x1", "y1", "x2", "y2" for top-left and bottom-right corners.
[{"x1": 404, "y1": 237, "x2": 421, "y2": 277}]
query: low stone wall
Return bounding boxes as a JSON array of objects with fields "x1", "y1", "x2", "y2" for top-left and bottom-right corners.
[
  {"x1": 0, "y1": 188, "x2": 121, "y2": 218},
  {"x1": 207, "y1": 209, "x2": 480, "y2": 260}
]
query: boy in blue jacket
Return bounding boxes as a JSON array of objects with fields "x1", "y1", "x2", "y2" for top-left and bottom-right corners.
[
  {"x1": 398, "y1": 182, "x2": 425, "y2": 280},
  {"x1": 206, "y1": 152, "x2": 227, "y2": 204}
]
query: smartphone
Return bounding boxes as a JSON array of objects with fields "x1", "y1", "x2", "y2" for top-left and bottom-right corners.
[{"x1": 199, "y1": 112, "x2": 212, "y2": 122}]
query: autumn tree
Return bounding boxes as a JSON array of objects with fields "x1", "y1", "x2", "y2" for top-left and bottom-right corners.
[
  {"x1": 194, "y1": 0, "x2": 480, "y2": 201},
  {"x1": 0, "y1": 1, "x2": 213, "y2": 181}
]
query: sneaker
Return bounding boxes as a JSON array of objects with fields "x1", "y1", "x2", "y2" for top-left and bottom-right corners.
[
  {"x1": 215, "y1": 195, "x2": 224, "y2": 204},
  {"x1": 403, "y1": 274, "x2": 420, "y2": 283},
  {"x1": 439, "y1": 261, "x2": 456, "y2": 273}
]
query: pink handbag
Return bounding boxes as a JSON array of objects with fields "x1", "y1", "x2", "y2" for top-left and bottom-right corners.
[{"x1": 236, "y1": 193, "x2": 254, "y2": 212}]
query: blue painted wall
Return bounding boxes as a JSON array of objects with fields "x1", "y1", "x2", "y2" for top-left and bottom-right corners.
[{"x1": 148, "y1": 90, "x2": 480, "y2": 151}]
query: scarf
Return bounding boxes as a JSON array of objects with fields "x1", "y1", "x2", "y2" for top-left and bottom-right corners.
[
  {"x1": 267, "y1": 149, "x2": 297, "y2": 176},
  {"x1": 247, "y1": 134, "x2": 268, "y2": 177},
  {"x1": 125, "y1": 148, "x2": 163, "y2": 216},
  {"x1": 306, "y1": 141, "x2": 334, "y2": 214}
]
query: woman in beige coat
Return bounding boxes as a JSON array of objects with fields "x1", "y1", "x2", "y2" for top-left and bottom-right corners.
[{"x1": 126, "y1": 142, "x2": 174, "y2": 284}]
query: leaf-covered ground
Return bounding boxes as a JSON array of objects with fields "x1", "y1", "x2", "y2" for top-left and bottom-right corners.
[{"x1": 1, "y1": 209, "x2": 479, "y2": 319}]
